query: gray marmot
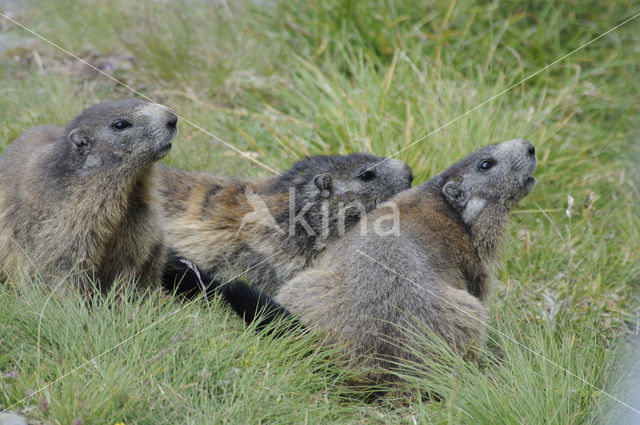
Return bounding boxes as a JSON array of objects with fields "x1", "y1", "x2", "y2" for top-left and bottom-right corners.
[
  {"x1": 223, "y1": 139, "x2": 537, "y2": 382},
  {"x1": 0, "y1": 98, "x2": 181, "y2": 295},
  {"x1": 158, "y1": 153, "x2": 414, "y2": 296}
]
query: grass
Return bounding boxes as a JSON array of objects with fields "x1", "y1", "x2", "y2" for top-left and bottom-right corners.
[{"x1": 1, "y1": 0, "x2": 639, "y2": 423}]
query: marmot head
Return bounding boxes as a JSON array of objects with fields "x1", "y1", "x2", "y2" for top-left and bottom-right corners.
[
  {"x1": 269, "y1": 153, "x2": 413, "y2": 249},
  {"x1": 62, "y1": 98, "x2": 178, "y2": 173},
  {"x1": 438, "y1": 139, "x2": 538, "y2": 235},
  {"x1": 275, "y1": 153, "x2": 413, "y2": 210}
]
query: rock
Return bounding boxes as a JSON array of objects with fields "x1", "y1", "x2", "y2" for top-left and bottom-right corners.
[{"x1": 0, "y1": 412, "x2": 28, "y2": 425}]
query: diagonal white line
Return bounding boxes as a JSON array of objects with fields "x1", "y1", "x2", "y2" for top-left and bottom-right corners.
[
  {"x1": 0, "y1": 249, "x2": 285, "y2": 414},
  {"x1": 0, "y1": 11, "x2": 282, "y2": 175},
  {"x1": 363, "y1": 11, "x2": 640, "y2": 173},
  {"x1": 356, "y1": 249, "x2": 640, "y2": 416}
]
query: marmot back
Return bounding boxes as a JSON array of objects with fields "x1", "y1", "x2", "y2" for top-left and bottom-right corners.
[
  {"x1": 159, "y1": 153, "x2": 414, "y2": 295},
  {"x1": 0, "y1": 98, "x2": 178, "y2": 294}
]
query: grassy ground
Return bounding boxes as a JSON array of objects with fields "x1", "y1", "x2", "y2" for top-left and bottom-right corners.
[{"x1": 1, "y1": 0, "x2": 639, "y2": 423}]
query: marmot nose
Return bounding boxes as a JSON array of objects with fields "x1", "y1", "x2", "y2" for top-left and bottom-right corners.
[
  {"x1": 167, "y1": 115, "x2": 178, "y2": 130},
  {"x1": 518, "y1": 139, "x2": 535, "y2": 157}
]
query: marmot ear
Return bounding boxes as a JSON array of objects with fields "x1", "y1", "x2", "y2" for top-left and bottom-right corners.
[
  {"x1": 443, "y1": 181, "x2": 469, "y2": 206},
  {"x1": 313, "y1": 174, "x2": 332, "y2": 198},
  {"x1": 69, "y1": 128, "x2": 91, "y2": 152}
]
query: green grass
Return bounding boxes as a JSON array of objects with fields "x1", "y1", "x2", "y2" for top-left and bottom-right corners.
[{"x1": 1, "y1": 0, "x2": 639, "y2": 423}]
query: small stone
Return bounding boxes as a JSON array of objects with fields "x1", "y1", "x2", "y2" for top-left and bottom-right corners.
[{"x1": 0, "y1": 412, "x2": 28, "y2": 425}]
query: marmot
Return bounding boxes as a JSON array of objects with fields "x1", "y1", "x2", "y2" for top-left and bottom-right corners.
[
  {"x1": 0, "y1": 98, "x2": 187, "y2": 295},
  {"x1": 223, "y1": 139, "x2": 537, "y2": 382},
  {"x1": 158, "y1": 153, "x2": 414, "y2": 296}
]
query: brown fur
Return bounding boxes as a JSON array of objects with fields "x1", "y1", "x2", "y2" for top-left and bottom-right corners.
[
  {"x1": 0, "y1": 99, "x2": 177, "y2": 294},
  {"x1": 158, "y1": 154, "x2": 414, "y2": 295}
]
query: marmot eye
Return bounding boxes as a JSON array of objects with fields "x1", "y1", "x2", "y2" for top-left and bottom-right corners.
[
  {"x1": 358, "y1": 170, "x2": 376, "y2": 181},
  {"x1": 112, "y1": 120, "x2": 132, "y2": 130},
  {"x1": 479, "y1": 160, "x2": 495, "y2": 171}
]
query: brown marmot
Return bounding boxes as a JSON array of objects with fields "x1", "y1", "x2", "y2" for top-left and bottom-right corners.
[
  {"x1": 158, "y1": 153, "x2": 414, "y2": 296},
  {"x1": 0, "y1": 98, "x2": 181, "y2": 295},
  {"x1": 222, "y1": 139, "x2": 537, "y2": 382}
]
